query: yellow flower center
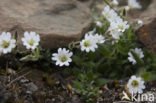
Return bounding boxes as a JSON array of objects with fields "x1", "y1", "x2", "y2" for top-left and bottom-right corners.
[
  {"x1": 1, "y1": 40, "x2": 10, "y2": 48},
  {"x1": 28, "y1": 39, "x2": 35, "y2": 46},
  {"x1": 119, "y1": 25, "x2": 124, "y2": 30},
  {"x1": 84, "y1": 40, "x2": 90, "y2": 47},
  {"x1": 60, "y1": 55, "x2": 67, "y2": 62},
  {"x1": 105, "y1": 12, "x2": 109, "y2": 17},
  {"x1": 131, "y1": 80, "x2": 139, "y2": 87}
]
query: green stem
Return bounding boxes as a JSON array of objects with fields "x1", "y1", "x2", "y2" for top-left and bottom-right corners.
[
  {"x1": 68, "y1": 41, "x2": 80, "y2": 50},
  {"x1": 111, "y1": 47, "x2": 117, "y2": 56},
  {"x1": 103, "y1": 0, "x2": 111, "y2": 6},
  {"x1": 103, "y1": 0, "x2": 125, "y2": 20}
]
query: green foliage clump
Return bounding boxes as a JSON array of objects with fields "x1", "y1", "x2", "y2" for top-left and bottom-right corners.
[
  {"x1": 67, "y1": 6, "x2": 156, "y2": 103},
  {"x1": 73, "y1": 72, "x2": 99, "y2": 103}
]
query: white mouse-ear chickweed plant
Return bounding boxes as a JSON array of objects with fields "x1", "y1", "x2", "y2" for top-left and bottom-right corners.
[
  {"x1": 71, "y1": 0, "x2": 155, "y2": 102},
  {"x1": 128, "y1": 0, "x2": 142, "y2": 9},
  {"x1": 80, "y1": 34, "x2": 98, "y2": 52},
  {"x1": 20, "y1": 31, "x2": 40, "y2": 62},
  {"x1": 111, "y1": 0, "x2": 119, "y2": 6},
  {"x1": 0, "y1": 32, "x2": 16, "y2": 54},
  {"x1": 0, "y1": 0, "x2": 156, "y2": 103},
  {"x1": 128, "y1": 48, "x2": 144, "y2": 65},
  {"x1": 127, "y1": 75, "x2": 145, "y2": 94},
  {"x1": 22, "y1": 31, "x2": 40, "y2": 50},
  {"x1": 80, "y1": 30, "x2": 105, "y2": 53},
  {"x1": 52, "y1": 48, "x2": 73, "y2": 67}
]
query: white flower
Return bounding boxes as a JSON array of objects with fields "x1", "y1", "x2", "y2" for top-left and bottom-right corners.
[
  {"x1": 94, "y1": 34, "x2": 105, "y2": 44},
  {"x1": 80, "y1": 34, "x2": 98, "y2": 52},
  {"x1": 96, "y1": 21, "x2": 102, "y2": 27},
  {"x1": 80, "y1": 29, "x2": 105, "y2": 52},
  {"x1": 52, "y1": 48, "x2": 73, "y2": 67},
  {"x1": 128, "y1": 52, "x2": 136, "y2": 65},
  {"x1": 127, "y1": 75, "x2": 145, "y2": 94},
  {"x1": 109, "y1": 29, "x2": 122, "y2": 45},
  {"x1": 109, "y1": 18, "x2": 130, "y2": 32},
  {"x1": 137, "y1": 19, "x2": 143, "y2": 26},
  {"x1": 128, "y1": 0, "x2": 142, "y2": 9},
  {"x1": 134, "y1": 48, "x2": 144, "y2": 58},
  {"x1": 102, "y1": 6, "x2": 118, "y2": 22},
  {"x1": 128, "y1": 48, "x2": 144, "y2": 65},
  {"x1": 110, "y1": 29, "x2": 123, "y2": 40},
  {"x1": 111, "y1": 0, "x2": 119, "y2": 6},
  {"x1": 118, "y1": 20, "x2": 130, "y2": 32},
  {"x1": 22, "y1": 31, "x2": 40, "y2": 50},
  {"x1": 0, "y1": 32, "x2": 16, "y2": 54}
]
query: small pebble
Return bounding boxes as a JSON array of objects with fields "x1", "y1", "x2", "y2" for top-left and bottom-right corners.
[
  {"x1": 20, "y1": 79, "x2": 29, "y2": 83},
  {"x1": 26, "y1": 91, "x2": 32, "y2": 94}
]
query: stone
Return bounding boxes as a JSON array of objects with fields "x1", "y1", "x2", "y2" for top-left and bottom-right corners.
[
  {"x1": 0, "y1": 84, "x2": 5, "y2": 92},
  {"x1": 137, "y1": 19, "x2": 156, "y2": 54},
  {"x1": 6, "y1": 68, "x2": 16, "y2": 75},
  {"x1": 70, "y1": 95, "x2": 82, "y2": 103},
  {"x1": 78, "y1": 0, "x2": 95, "y2": 8},
  {"x1": 0, "y1": 93, "x2": 11, "y2": 103},
  {"x1": 0, "y1": 76, "x2": 9, "y2": 84},
  {"x1": 136, "y1": 0, "x2": 156, "y2": 54},
  {"x1": 20, "y1": 79, "x2": 29, "y2": 83},
  {"x1": 26, "y1": 91, "x2": 32, "y2": 94},
  {"x1": 0, "y1": 0, "x2": 93, "y2": 49},
  {"x1": 25, "y1": 82, "x2": 38, "y2": 92}
]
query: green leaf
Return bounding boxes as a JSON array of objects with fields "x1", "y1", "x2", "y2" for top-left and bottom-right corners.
[
  {"x1": 20, "y1": 54, "x2": 40, "y2": 62},
  {"x1": 72, "y1": 55, "x2": 84, "y2": 66},
  {"x1": 141, "y1": 72, "x2": 150, "y2": 81},
  {"x1": 99, "y1": 45, "x2": 111, "y2": 58},
  {"x1": 95, "y1": 78, "x2": 112, "y2": 86},
  {"x1": 73, "y1": 81, "x2": 82, "y2": 90}
]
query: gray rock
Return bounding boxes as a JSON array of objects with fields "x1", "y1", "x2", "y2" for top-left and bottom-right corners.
[
  {"x1": 0, "y1": 93, "x2": 11, "y2": 103},
  {"x1": 0, "y1": 76, "x2": 9, "y2": 84},
  {"x1": 0, "y1": 0, "x2": 93, "y2": 49},
  {"x1": 45, "y1": 99, "x2": 53, "y2": 103},
  {"x1": 0, "y1": 84, "x2": 4, "y2": 92},
  {"x1": 20, "y1": 79, "x2": 29, "y2": 83},
  {"x1": 136, "y1": 0, "x2": 156, "y2": 54},
  {"x1": 26, "y1": 91, "x2": 32, "y2": 94},
  {"x1": 70, "y1": 95, "x2": 82, "y2": 103},
  {"x1": 25, "y1": 82, "x2": 38, "y2": 92}
]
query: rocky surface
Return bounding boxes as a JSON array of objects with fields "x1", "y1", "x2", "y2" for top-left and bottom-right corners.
[
  {"x1": 0, "y1": 69, "x2": 82, "y2": 103},
  {"x1": 136, "y1": 0, "x2": 156, "y2": 54},
  {"x1": 137, "y1": 18, "x2": 156, "y2": 54},
  {"x1": 0, "y1": 0, "x2": 93, "y2": 49},
  {"x1": 0, "y1": 68, "x2": 155, "y2": 103}
]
